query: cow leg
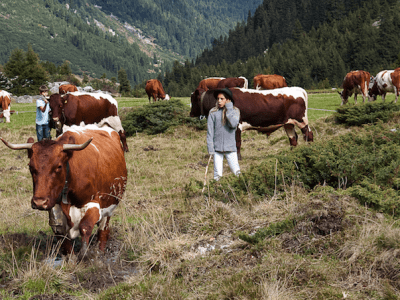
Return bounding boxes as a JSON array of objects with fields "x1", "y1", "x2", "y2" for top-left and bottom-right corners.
[
  {"x1": 284, "y1": 124, "x2": 298, "y2": 146},
  {"x1": 118, "y1": 130, "x2": 129, "y2": 152},
  {"x1": 77, "y1": 207, "x2": 100, "y2": 260},
  {"x1": 354, "y1": 94, "x2": 357, "y2": 104},
  {"x1": 97, "y1": 216, "x2": 111, "y2": 251},
  {"x1": 394, "y1": 88, "x2": 399, "y2": 103},
  {"x1": 236, "y1": 128, "x2": 242, "y2": 160}
]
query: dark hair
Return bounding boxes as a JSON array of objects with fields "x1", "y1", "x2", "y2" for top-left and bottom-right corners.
[{"x1": 213, "y1": 88, "x2": 233, "y2": 102}]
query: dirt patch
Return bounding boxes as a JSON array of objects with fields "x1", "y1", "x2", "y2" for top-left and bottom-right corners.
[{"x1": 281, "y1": 195, "x2": 349, "y2": 254}]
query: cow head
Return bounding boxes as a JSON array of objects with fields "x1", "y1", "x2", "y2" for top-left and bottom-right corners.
[
  {"x1": 190, "y1": 88, "x2": 205, "y2": 117},
  {"x1": 368, "y1": 77, "x2": 378, "y2": 101},
  {"x1": 337, "y1": 90, "x2": 350, "y2": 105},
  {"x1": 49, "y1": 94, "x2": 68, "y2": 134},
  {"x1": 1, "y1": 136, "x2": 92, "y2": 211}
]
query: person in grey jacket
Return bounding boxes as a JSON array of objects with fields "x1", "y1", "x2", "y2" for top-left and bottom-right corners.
[{"x1": 207, "y1": 88, "x2": 241, "y2": 181}]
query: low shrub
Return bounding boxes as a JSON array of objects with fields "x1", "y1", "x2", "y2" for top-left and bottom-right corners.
[
  {"x1": 209, "y1": 122, "x2": 400, "y2": 216},
  {"x1": 334, "y1": 102, "x2": 400, "y2": 126},
  {"x1": 122, "y1": 99, "x2": 206, "y2": 135}
]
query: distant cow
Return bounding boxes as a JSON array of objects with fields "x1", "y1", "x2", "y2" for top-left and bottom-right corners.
[
  {"x1": 59, "y1": 84, "x2": 78, "y2": 94},
  {"x1": 49, "y1": 91, "x2": 129, "y2": 152},
  {"x1": 1, "y1": 125, "x2": 127, "y2": 258},
  {"x1": 197, "y1": 77, "x2": 225, "y2": 91},
  {"x1": 145, "y1": 79, "x2": 170, "y2": 103},
  {"x1": 0, "y1": 90, "x2": 12, "y2": 123},
  {"x1": 253, "y1": 74, "x2": 288, "y2": 90},
  {"x1": 368, "y1": 69, "x2": 400, "y2": 103},
  {"x1": 216, "y1": 77, "x2": 248, "y2": 89},
  {"x1": 190, "y1": 87, "x2": 313, "y2": 159},
  {"x1": 338, "y1": 70, "x2": 371, "y2": 105}
]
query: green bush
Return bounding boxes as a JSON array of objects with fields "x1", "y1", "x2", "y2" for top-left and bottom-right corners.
[
  {"x1": 122, "y1": 99, "x2": 206, "y2": 135},
  {"x1": 334, "y1": 102, "x2": 400, "y2": 126},
  {"x1": 209, "y1": 122, "x2": 400, "y2": 216}
]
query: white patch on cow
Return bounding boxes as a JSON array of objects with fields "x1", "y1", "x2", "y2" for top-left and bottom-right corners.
[
  {"x1": 238, "y1": 122, "x2": 252, "y2": 131},
  {"x1": 238, "y1": 86, "x2": 306, "y2": 99},
  {"x1": 0, "y1": 90, "x2": 11, "y2": 98},
  {"x1": 68, "y1": 202, "x2": 101, "y2": 239},
  {"x1": 239, "y1": 76, "x2": 248, "y2": 89},
  {"x1": 95, "y1": 116, "x2": 124, "y2": 133},
  {"x1": 2, "y1": 108, "x2": 10, "y2": 123},
  {"x1": 164, "y1": 94, "x2": 170, "y2": 100},
  {"x1": 67, "y1": 202, "x2": 118, "y2": 239},
  {"x1": 62, "y1": 123, "x2": 116, "y2": 136},
  {"x1": 69, "y1": 91, "x2": 118, "y2": 110},
  {"x1": 98, "y1": 204, "x2": 117, "y2": 230}
]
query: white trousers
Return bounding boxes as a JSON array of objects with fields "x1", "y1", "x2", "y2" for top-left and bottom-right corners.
[{"x1": 213, "y1": 151, "x2": 241, "y2": 181}]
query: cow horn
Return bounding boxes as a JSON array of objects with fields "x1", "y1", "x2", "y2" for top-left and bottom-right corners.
[
  {"x1": 63, "y1": 137, "x2": 93, "y2": 151},
  {"x1": 0, "y1": 137, "x2": 33, "y2": 150}
]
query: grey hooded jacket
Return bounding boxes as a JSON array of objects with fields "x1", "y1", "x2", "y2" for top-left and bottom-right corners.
[{"x1": 207, "y1": 102, "x2": 240, "y2": 154}]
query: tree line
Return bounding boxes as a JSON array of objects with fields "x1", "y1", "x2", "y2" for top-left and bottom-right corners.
[{"x1": 160, "y1": 0, "x2": 400, "y2": 96}]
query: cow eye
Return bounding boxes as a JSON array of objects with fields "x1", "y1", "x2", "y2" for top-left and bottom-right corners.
[{"x1": 56, "y1": 164, "x2": 62, "y2": 172}]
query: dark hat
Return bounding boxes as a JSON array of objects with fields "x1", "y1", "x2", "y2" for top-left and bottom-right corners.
[
  {"x1": 213, "y1": 88, "x2": 234, "y2": 103},
  {"x1": 39, "y1": 85, "x2": 48, "y2": 92}
]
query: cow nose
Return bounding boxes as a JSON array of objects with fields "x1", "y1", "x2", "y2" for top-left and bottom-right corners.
[{"x1": 31, "y1": 197, "x2": 49, "y2": 210}]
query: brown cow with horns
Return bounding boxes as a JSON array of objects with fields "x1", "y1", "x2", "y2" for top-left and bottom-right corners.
[
  {"x1": 1, "y1": 125, "x2": 128, "y2": 258},
  {"x1": 190, "y1": 87, "x2": 313, "y2": 159},
  {"x1": 49, "y1": 91, "x2": 129, "y2": 152}
]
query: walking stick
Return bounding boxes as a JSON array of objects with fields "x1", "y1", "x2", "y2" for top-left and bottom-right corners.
[{"x1": 202, "y1": 154, "x2": 213, "y2": 193}]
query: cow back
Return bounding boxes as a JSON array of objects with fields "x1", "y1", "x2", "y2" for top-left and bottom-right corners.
[
  {"x1": 253, "y1": 75, "x2": 287, "y2": 90},
  {"x1": 197, "y1": 77, "x2": 225, "y2": 91},
  {"x1": 63, "y1": 93, "x2": 118, "y2": 125}
]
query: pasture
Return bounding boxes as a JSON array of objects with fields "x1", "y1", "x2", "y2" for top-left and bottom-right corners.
[{"x1": 0, "y1": 92, "x2": 399, "y2": 299}]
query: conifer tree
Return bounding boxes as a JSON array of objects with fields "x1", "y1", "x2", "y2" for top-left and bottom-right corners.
[{"x1": 118, "y1": 68, "x2": 131, "y2": 95}]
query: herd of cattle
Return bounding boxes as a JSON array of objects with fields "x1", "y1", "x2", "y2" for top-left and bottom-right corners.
[{"x1": 0, "y1": 67, "x2": 399, "y2": 258}]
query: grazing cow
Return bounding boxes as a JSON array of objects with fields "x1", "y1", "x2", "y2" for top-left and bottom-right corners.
[
  {"x1": 368, "y1": 69, "x2": 400, "y2": 103},
  {"x1": 49, "y1": 91, "x2": 129, "y2": 152},
  {"x1": 216, "y1": 76, "x2": 248, "y2": 89},
  {"x1": 197, "y1": 77, "x2": 225, "y2": 91},
  {"x1": 190, "y1": 87, "x2": 313, "y2": 159},
  {"x1": 253, "y1": 74, "x2": 288, "y2": 90},
  {"x1": 59, "y1": 84, "x2": 78, "y2": 94},
  {"x1": 145, "y1": 79, "x2": 170, "y2": 103},
  {"x1": 1, "y1": 125, "x2": 127, "y2": 258},
  {"x1": 338, "y1": 70, "x2": 371, "y2": 105},
  {"x1": 0, "y1": 90, "x2": 12, "y2": 123}
]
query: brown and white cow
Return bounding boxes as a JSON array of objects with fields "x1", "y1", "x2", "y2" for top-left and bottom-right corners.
[
  {"x1": 145, "y1": 79, "x2": 170, "y2": 103},
  {"x1": 59, "y1": 84, "x2": 78, "y2": 94},
  {"x1": 1, "y1": 125, "x2": 127, "y2": 258},
  {"x1": 338, "y1": 70, "x2": 371, "y2": 105},
  {"x1": 216, "y1": 76, "x2": 248, "y2": 89},
  {"x1": 197, "y1": 77, "x2": 225, "y2": 91},
  {"x1": 368, "y1": 69, "x2": 400, "y2": 103},
  {"x1": 0, "y1": 90, "x2": 12, "y2": 123},
  {"x1": 49, "y1": 91, "x2": 129, "y2": 152},
  {"x1": 190, "y1": 87, "x2": 313, "y2": 159},
  {"x1": 253, "y1": 74, "x2": 288, "y2": 90}
]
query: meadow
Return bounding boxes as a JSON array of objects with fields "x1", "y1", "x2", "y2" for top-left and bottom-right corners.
[{"x1": 1, "y1": 92, "x2": 399, "y2": 299}]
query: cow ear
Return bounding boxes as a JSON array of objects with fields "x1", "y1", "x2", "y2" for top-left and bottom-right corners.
[{"x1": 27, "y1": 137, "x2": 34, "y2": 158}]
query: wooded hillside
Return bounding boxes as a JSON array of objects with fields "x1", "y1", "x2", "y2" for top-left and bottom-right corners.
[{"x1": 162, "y1": 0, "x2": 400, "y2": 96}]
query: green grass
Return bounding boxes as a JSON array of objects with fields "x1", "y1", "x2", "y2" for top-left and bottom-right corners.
[{"x1": 2, "y1": 91, "x2": 400, "y2": 299}]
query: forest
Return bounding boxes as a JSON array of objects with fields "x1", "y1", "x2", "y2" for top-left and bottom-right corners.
[{"x1": 161, "y1": 0, "x2": 400, "y2": 96}]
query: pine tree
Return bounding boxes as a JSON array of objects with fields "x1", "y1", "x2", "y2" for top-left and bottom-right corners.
[{"x1": 118, "y1": 68, "x2": 131, "y2": 95}]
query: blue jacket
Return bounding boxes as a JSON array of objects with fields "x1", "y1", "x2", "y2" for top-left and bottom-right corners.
[{"x1": 207, "y1": 102, "x2": 240, "y2": 154}]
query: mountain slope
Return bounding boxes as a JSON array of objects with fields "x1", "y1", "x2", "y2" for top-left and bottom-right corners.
[{"x1": 88, "y1": 0, "x2": 263, "y2": 59}]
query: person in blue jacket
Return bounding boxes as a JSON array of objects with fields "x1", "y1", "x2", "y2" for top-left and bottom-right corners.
[
  {"x1": 207, "y1": 88, "x2": 241, "y2": 181},
  {"x1": 36, "y1": 85, "x2": 51, "y2": 141}
]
